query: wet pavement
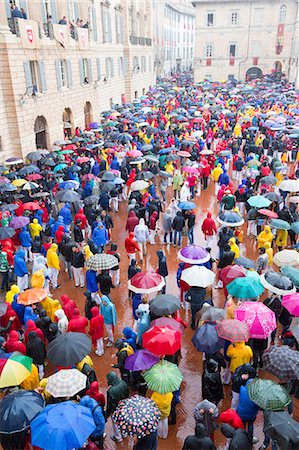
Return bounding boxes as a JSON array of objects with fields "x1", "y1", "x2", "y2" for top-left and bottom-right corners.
[{"x1": 43, "y1": 174, "x2": 296, "y2": 449}]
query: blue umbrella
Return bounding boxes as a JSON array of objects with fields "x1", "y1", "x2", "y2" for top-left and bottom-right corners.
[
  {"x1": 158, "y1": 148, "x2": 171, "y2": 155},
  {"x1": 113, "y1": 177, "x2": 125, "y2": 184},
  {"x1": 192, "y1": 322, "x2": 225, "y2": 353},
  {"x1": 178, "y1": 201, "x2": 196, "y2": 210},
  {"x1": 89, "y1": 122, "x2": 100, "y2": 129},
  {"x1": 54, "y1": 163, "x2": 67, "y2": 172},
  {"x1": 31, "y1": 401, "x2": 96, "y2": 450},
  {"x1": 235, "y1": 256, "x2": 256, "y2": 269},
  {"x1": 291, "y1": 222, "x2": 299, "y2": 234},
  {"x1": 59, "y1": 180, "x2": 80, "y2": 190}
]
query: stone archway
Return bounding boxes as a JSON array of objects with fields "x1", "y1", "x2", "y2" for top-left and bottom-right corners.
[
  {"x1": 62, "y1": 108, "x2": 74, "y2": 138},
  {"x1": 84, "y1": 101, "x2": 93, "y2": 128},
  {"x1": 245, "y1": 66, "x2": 263, "y2": 81},
  {"x1": 34, "y1": 116, "x2": 49, "y2": 149}
]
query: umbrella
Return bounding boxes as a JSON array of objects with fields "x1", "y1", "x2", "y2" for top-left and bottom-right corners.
[
  {"x1": 26, "y1": 174, "x2": 43, "y2": 181},
  {"x1": 247, "y1": 159, "x2": 261, "y2": 167},
  {"x1": 199, "y1": 306, "x2": 226, "y2": 322},
  {"x1": 281, "y1": 266, "x2": 299, "y2": 287},
  {"x1": 235, "y1": 301, "x2": 276, "y2": 339},
  {"x1": 124, "y1": 349, "x2": 159, "y2": 371},
  {"x1": 219, "y1": 265, "x2": 247, "y2": 286},
  {"x1": 178, "y1": 201, "x2": 196, "y2": 210},
  {"x1": 0, "y1": 353, "x2": 32, "y2": 388},
  {"x1": 289, "y1": 196, "x2": 299, "y2": 204},
  {"x1": 5, "y1": 158, "x2": 23, "y2": 165},
  {"x1": 112, "y1": 395, "x2": 161, "y2": 439},
  {"x1": 282, "y1": 293, "x2": 299, "y2": 316},
  {"x1": 128, "y1": 272, "x2": 165, "y2": 294},
  {"x1": 127, "y1": 150, "x2": 143, "y2": 158},
  {"x1": 264, "y1": 411, "x2": 299, "y2": 449},
  {"x1": 273, "y1": 250, "x2": 299, "y2": 267},
  {"x1": 18, "y1": 165, "x2": 40, "y2": 176},
  {"x1": 216, "y1": 319, "x2": 250, "y2": 342},
  {"x1": 54, "y1": 139, "x2": 66, "y2": 145},
  {"x1": 248, "y1": 379, "x2": 291, "y2": 411},
  {"x1": 226, "y1": 276, "x2": 264, "y2": 299},
  {"x1": 258, "y1": 209, "x2": 279, "y2": 219},
  {"x1": 22, "y1": 202, "x2": 41, "y2": 211},
  {"x1": 101, "y1": 172, "x2": 116, "y2": 182},
  {"x1": 76, "y1": 156, "x2": 90, "y2": 164},
  {"x1": 0, "y1": 204, "x2": 18, "y2": 212},
  {"x1": 47, "y1": 332, "x2": 91, "y2": 366},
  {"x1": 59, "y1": 180, "x2": 80, "y2": 190},
  {"x1": 0, "y1": 183, "x2": 17, "y2": 192},
  {"x1": 144, "y1": 155, "x2": 159, "y2": 163},
  {"x1": 143, "y1": 360, "x2": 183, "y2": 394},
  {"x1": 149, "y1": 294, "x2": 180, "y2": 316},
  {"x1": 12, "y1": 179, "x2": 27, "y2": 187},
  {"x1": 178, "y1": 245, "x2": 210, "y2": 264},
  {"x1": 40, "y1": 157, "x2": 56, "y2": 167},
  {"x1": 55, "y1": 190, "x2": 80, "y2": 203},
  {"x1": 260, "y1": 271, "x2": 296, "y2": 296},
  {"x1": 0, "y1": 227, "x2": 15, "y2": 240},
  {"x1": 83, "y1": 195, "x2": 98, "y2": 205},
  {"x1": 269, "y1": 219, "x2": 291, "y2": 230},
  {"x1": 85, "y1": 253, "x2": 119, "y2": 271},
  {"x1": 234, "y1": 256, "x2": 256, "y2": 269},
  {"x1": 263, "y1": 192, "x2": 283, "y2": 203},
  {"x1": 9, "y1": 216, "x2": 30, "y2": 229},
  {"x1": 291, "y1": 222, "x2": 299, "y2": 234},
  {"x1": 262, "y1": 345, "x2": 299, "y2": 380},
  {"x1": 217, "y1": 211, "x2": 244, "y2": 227},
  {"x1": 53, "y1": 163, "x2": 68, "y2": 172},
  {"x1": 178, "y1": 150, "x2": 191, "y2": 157},
  {"x1": 260, "y1": 176, "x2": 278, "y2": 185},
  {"x1": 100, "y1": 182, "x2": 115, "y2": 193},
  {"x1": 181, "y1": 266, "x2": 215, "y2": 288},
  {"x1": 159, "y1": 170, "x2": 173, "y2": 178},
  {"x1": 18, "y1": 288, "x2": 47, "y2": 305},
  {"x1": 130, "y1": 180, "x2": 149, "y2": 191},
  {"x1": 46, "y1": 369, "x2": 87, "y2": 398},
  {"x1": 0, "y1": 390, "x2": 45, "y2": 434},
  {"x1": 30, "y1": 401, "x2": 96, "y2": 450},
  {"x1": 22, "y1": 182, "x2": 39, "y2": 191},
  {"x1": 142, "y1": 326, "x2": 181, "y2": 356},
  {"x1": 278, "y1": 179, "x2": 299, "y2": 192},
  {"x1": 151, "y1": 317, "x2": 184, "y2": 335},
  {"x1": 182, "y1": 166, "x2": 200, "y2": 174},
  {"x1": 136, "y1": 171, "x2": 155, "y2": 181},
  {"x1": 192, "y1": 322, "x2": 225, "y2": 353},
  {"x1": 248, "y1": 195, "x2": 272, "y2": 208},
  {"x1": 130, "y1": 157, "x2": 145, "y2": 165},
  {"x1": 290, "y1": 317, "x2": 299, "y2": 342}
]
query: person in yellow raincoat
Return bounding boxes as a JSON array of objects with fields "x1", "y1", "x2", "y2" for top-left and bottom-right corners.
[
  {"x1": 257, "y1": 225, "x2": 273, "y2": 248},
  {"x1": 83, "y1": 244, "x2": 93, "y2": 260},
  {"x1": 255, "y1": 133, "x2": 264, "y2": 147},
  {"x1": 40, "y1": 295, "x2": 53, "y2": 318},
  {"x1": 5, "y1": 284, "x2": 20, "y2": 304},
  {"x1": 211, "y1": 164, "x2": 223, "y2": 194},
  {"x1": 29, "y1": 218, "x2": 42, "y2": 239},
  {"x1": 47, "y1": 299, "x2": 61, "y2": 322},
  {"x1": 264, "y1": 242, "x2": 273, "y2": 266},
  {"x1": 233, "y1": 123, "x2": 242, "y2": 138},
  {"x1": 20, "y1": 363, "x2": 39, "y2": 390},
  {"x1": 37, "y1": 378, "x2": 51, "y2": 402},
  {"x1": 151, "y1": 391, "x2": 173, "y2": 439},
  {"x1": 31, "y1": 269, "x2": 45, "y2": 289},
  {"x1": 226, "y1": 342, "x2": 253, "y2": 373},
  {"x1": 276, "y1": 171, "x2": 284, "y2": 185},
  {"x1": 165, "y1": 161, "x2": 174, "y2": 176},
  {"x1": 275, "y1": 228, "x2": 288, "y2": 249},
  {"x1": 46, "y1": 243, "x2": 60, "y2": 289},
  {"x1": 76, "y1": 354, "x2": 94, "y2": 372},
  {"x1": 228, "y1": 237, "x2": 240, "y2": 259}
]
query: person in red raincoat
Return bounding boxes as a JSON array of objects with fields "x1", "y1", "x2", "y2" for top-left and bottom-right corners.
[
  {"x1": 86, "y1": 381, "x2": 106, "y2": 407},
  {"x1": 89, "y1": 306, "x2": 104, "y2": 356},
  {"x1": 0, "y1": 303, "x2": 21, "y2": 332},
  {"x1": 74, "y1": 208, "x2": 88, "y2": 236},
  {"x1": 1, "y1": 239, "x2": 15, "y2": 266},
  {"x1": 202, "y1": 212, "x2": 217, "y2": 248},
  {"x1": 68, "y1": 308, "x2": 88, "y2": 334},
  {"x1": 126, "y1": 210, "x2": 139, "y2": 233},
  {"x1": 126, "y1": 168, "x2": 136, "y2": 187},
  {"x1": 60, "y1": 295, "x2": 77, "y2": 321},
  {"x1": 24, "y1": 320, "x2": 45, "y2": 345},
  {"x1": 4, "y1": 330, "x2": 26, "y2": 354}
]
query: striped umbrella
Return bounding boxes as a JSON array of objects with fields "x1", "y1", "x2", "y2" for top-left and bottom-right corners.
[{"x1": 46, "y1": 370, "x2": 87, "y2": 398}]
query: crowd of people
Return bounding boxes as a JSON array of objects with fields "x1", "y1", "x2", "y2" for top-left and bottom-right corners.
[{"x1": 0, "y1": 72, "x2": 299, "y2": 449}]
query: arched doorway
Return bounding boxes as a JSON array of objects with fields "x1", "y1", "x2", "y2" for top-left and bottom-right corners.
[
  {"x1": 245, "y1": 66, "x2": 263, "y2": 81},
  {"x1": 273, "y1": 61, "x2": 282, "y2": 72},
  {"x1": 34, "y1": 116, "x2": 49, "y2": 149},
  {"x1": 62, "y1": 108, "x2": 74, "y2": 138},
  {"x1": 84, "y1": 102, "x2": 93, "y2": 128}
]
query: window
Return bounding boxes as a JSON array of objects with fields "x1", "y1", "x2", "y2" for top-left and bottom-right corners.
[
  {"x1": 105, "y1": 57, "x2": 114, "y2": 78},
  {"x1": 231, "y1": 11, "x2": 238, "y2": 25},
  {"x1": 133, "y1": 56, "x2": 139, "y2": 72},
  {"x1": 207, "y1": 12, "x2": 214, "y2": 27},
  {"x1": 79, "y1": 59, "x2": 92, "y2": 85},
  {"x1": 102, "y1": 9, "x2": 112, "y2": 43},
  {"x1": 141, "y1": 56, "x2": 146, "y2": 73},
  {"x1": 29, "y1": 61, "x2": 42, "y2": 92},
  {"x1": 24, "y1": 60, "x2": 47, "y2": 94},
  {"x1": 148, "y1": 56, "x2": 152, "y2": 72},
  {"x1": 229, "y1": 44, "x2": 237, "y2": 57},
  {"x1": 59, "y1": 60, "x2": 67, "y2": 87},
  {"x1": 68, "y1": 0, "x2": 79, "y2": 21},
  {"x1": 118, "y1": 57, "x2": 123, "y2": 76},
  {"x1": 252, "y1": 41, "x2": 261, "y2": 57},
  {"x1": 115, "y1": 12, "x2": 123, "y2": 44},
  {"x1": 279, "y1": 5, "x2": 287, "y2": 23},
  {"x1": 205, "y1": 44, "x2": 213, "y2": 58},
  {"x1": 55, "y1": 59, "x2": 72, "y2": 89},
  {"x1": 253, "y1": 8, "x2": 263, "y2": 26},
  {"x1": 96, "y1": 58, "x2": 101, "y2": 80}
]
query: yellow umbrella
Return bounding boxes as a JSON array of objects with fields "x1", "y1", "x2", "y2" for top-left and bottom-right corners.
[
  {"x1": 0, "y1": 353, "x2": 32, "y2": 388},
  {"x1": 12, "y1": 179, "x2": 27, "y2": 187}
]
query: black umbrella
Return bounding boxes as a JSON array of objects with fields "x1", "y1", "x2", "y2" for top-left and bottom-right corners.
[
  {"x1": 100, "y1": 182, "x2": 115, "y2": 193},
  {"x1": 31, "y1": 192, "x2": 50, "y2": 198},
  {"x1": 84, "y1": 195, "x2": 98, "y2": 205},
  {"x1": 69, "y1": 165, "x2": 81, "y2": 173},
  {"x1": 235, "y1": 256, "x2": 256, "y2": 269},
  {"x1": 0, "y1": 227, "x2": 15, "y2": 240},
  {"x1": 260, "y1": 270, "x2": 296, "y2": 296},
  {"x1": 102, "y1": 172, "x2": 116, "y2": 182},
  {"x1": 149, "y1": 294, "x2": 180, "y2": 316},
  {"x1": 136, "y1": 171, "x2": 155, "y2": 180},
  {"x1": 47, "y1": 332, "x2": 92, "y2": 365},
  {"x1": 55, "y1": 190, "x2": 80, "y2": 203},
  {"x1": 18, "y1": 165, "x2": 40, "y2": 176},
  {"x1": 40, "y1": 158, "x2": 56, "y2": 167},
  {"x1": 0, "y1": 204, "x2": 18, "y2": 212},
  {"x1": 264, "y1": 410, "x2": 299, "y2": 450},
  {"x1": 263, "y1": 192, "x2": 283, "y2": 203},
  {"x1": 26, "y1": 152, "x2": 43, "y2": 162},
  {"x1": 0, "y1": 390, "x2": 44, "y2": 434}
]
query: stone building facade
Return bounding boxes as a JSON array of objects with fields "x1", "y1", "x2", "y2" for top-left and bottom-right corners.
[{"x1": 0, "y1": 0, "x2": 155, "y2": 160}]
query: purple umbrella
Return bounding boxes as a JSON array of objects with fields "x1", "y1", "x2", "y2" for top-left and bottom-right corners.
[
  {"x1": 124, "y1": 349, "x2": 159, "y2": 371},
  {"x1": 178, "y1": 245, "x2": 210, "y2": 264},
  {"x1": 89, "y1": 122, "x2": 101, "y2": 129},
  {"x1": 10, "y1": 216, "x2": 30, "y2": 229}
]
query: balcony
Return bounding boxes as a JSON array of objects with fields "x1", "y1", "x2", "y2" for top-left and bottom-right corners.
[
  {"x1": 138, "y1": 37, "x2": 146, "y2": 45},
  {"x1": 130, "y1": 35, "x2": 138, "y2": 45},
  {"x1": 70, "y1": 26, "x2": 78, "y2": 41},
  {"x1": 7, "y1": 18, "x2": 20, "y2": 36},
  {"x1": 146, "y1": 38, "x2": 152, "y2": 46},
  {"x1": 43, "y1": 22, "x2": 54, "y2": 39}
]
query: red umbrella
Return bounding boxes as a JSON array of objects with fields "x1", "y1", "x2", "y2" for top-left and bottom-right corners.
[
  {"x1": 76, "y1": 157, "x2": 89, "y2": 164},
  {"x1": 258, "y1": 209, "x2": 279, "y2": 218},
  {"x1": 65, "y1": 144, "x2": 77, "y2": 150},
  {"x1": 22, "y1": 202, "x2": 41, "y2": 211},
  {"x1": 151, "y1": 317, "x2": 184, "y2": 335},
  {"x1": 216, "y1": 319, "x2": 250, "y2": 342},
  {"x1": 82, "y1": 174, "x2": 99, "y2": 181},
  {"x1": 127, "y1": 150, "x2": 143, "y2": 158},
  {"x1": 178, "y1": 151, "x2": 191, "y2": 157},
  {"x1": 182, "y1": 167, "x2": 199, "y2": 174},
  {"x1": 142, "y1": 326, "x2": 181, "y2": 356},
  {"x1": 128, "y1": 272, "x2": 165, "y2": 294},
  {"x1": 26, "y1": 174, "x2": 43, "y2": 181},
  {"x1": 219, "y1": 265, "x2": 247, "y2": 286}
]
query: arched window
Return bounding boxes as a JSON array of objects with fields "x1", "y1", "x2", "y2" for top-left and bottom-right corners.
[{"x1": 279, "y1": 5, "x2": 287, "y2": 23}]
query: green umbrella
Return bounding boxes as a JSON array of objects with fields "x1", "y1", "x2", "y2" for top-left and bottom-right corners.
[
  {"x1": 269, "y1": 219, "x2": 291, "y2": 230},
  {"x1": 281, "y1": 266, "x2": 299, "y2": 287},
  {"x1": 247, "y1": 196, "x2": 272, "y2": 208},
  {"x1": 143, "y1": 360, "x2": 183, "y2": 394},
  {"x1": 144, "y1": 155, "x2": 159, "y2": 163},
  {"x1": 58, "y1": 150, "x2": 74, "y2": 155},
  {"x1": 248, "y1": 379, "x2": 291, "y2": 411},
  {"x1": 226, "y1": 276, "x2": 264, "y2": 299}
]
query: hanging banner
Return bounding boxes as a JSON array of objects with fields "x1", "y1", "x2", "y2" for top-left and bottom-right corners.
[
  {"x1": 18, "y1": 19, "x2": 40, "y2": 49},
  {"x1": 77, "y1": 28, "x2": 90, "y2": 50},
  {"x1": 53, "y1": 24, "x2": 69, "y2": 48}
]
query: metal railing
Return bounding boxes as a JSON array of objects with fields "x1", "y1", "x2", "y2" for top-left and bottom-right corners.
[
  {"x1": 7, "y1": 18, "x2": 20, "y2": 36},
  {"x1": 146, "y1": 38, "x2": 152, "y2": 46},
  {"x1": 43, "y1": 22, "x2": 54, "y2": 39}
]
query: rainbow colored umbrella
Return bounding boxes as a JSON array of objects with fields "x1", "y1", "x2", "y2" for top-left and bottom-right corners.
[{"x1": 0, "y1": 353, "x2": 32, "y2": 388}]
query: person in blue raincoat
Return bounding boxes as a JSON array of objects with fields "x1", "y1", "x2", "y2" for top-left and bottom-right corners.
[
  {"x1": 92, "y1": 222, "x2": 108, "y2": 252},
  {"x1": 52, "y1": 215, "x2": 66, "y2": 234},
  {"x1": 24, "y1": 306, "x2": 38, "y2": 326},
  {"x1": 122, "y1": 326, "x2": 137, "y2": 351},
  {"x1": 110, "y1": 156, "x2": 120, "y2": 171},
  {"x1": 136, "y1": 310, "x2": 150, "y2": 345},
  {"x1": 100, "y1": 295, "x2": 117, "y2": 347},
  {"x1": 80, "y1": 395, "x2": 105, "y2": 449},
  {"x1": 14, "y1": 249, "x2": 29, "y2": 292},
  {"x1": 34, "y1": 209, "x2": 43, "y2": 226},
  {"x1": 59, "y1": 203, "x2": 72, "y2": 230},
  {"x1": 218, "y1": 169, "x2": 230, "y2": 186},
  {"x1": 18, "y1": 227, "x2": 33, "y2": 262},
  {"x1": 84, "y1": 180, "x2": 93, "y2": 198}
]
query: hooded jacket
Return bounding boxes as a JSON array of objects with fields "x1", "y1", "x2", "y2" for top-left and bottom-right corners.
[
  {"x1": 257, "y1": 225, "x2": 273, "y2": 249},
  {"x1": 55, "y1": 309, "x2": 69, "y2": 334},
  {"x1": 60, "y1": 203, "x2": 72, "y2": 225},
  {"x1": 122, "y1": 326, "x2": 137, "y2": 350},
  {"x1": 149, "y1": 211, "x2": 158, "y2": 231},
  {"x1": 156, "y1": 250, "x2": 168, "y2": 277},
  {"x1": 219, "y1": 409, "x2": 244, "y2": 429},
  {"x1": 231, "y1": 363, "x2": 256, "y2": 394},
  {"x1": 14, "y1": 250, "x2": 28, "y2": 277},
  {"x1": 46, "y1": 244, "x2": 60, "y2": 270},
  {"x1": 11, "y1": 297, "x2": 25, "y2": 325},
  {"x1": 86, "y1": 381, "x2": 105, "y2": 406},
  {"x1": 100, "y1": 295, "x2": 117, "y2": 326},
  {"x1": 172, "y1": 211, "x2": 185, "y2": 232},
  {"x1": 74, "y1": 208, "x2": 88, "y2": 229},
  {"x1": 92, "y1": 223, "x2": 108, "y2": 247},
  {"x1": 89, "y1": 306, "x2": 104, "y2": 344},
  {"x1": 86, "y1": 269, "x2": 98, "y2": 293},
  {"x1": 24, "y1": 319, "x2": 45, "y2": 344},
  {"x1": 202, "y1": 213, "x2": 217, "y2": 236},
  {"x1": 0, "y1": 251, "x2": 9, "y2": 273},
  {"x1": 52, "y1": 216, "x2": 65, "y2": 235},
  {"x1": 31, "y1": 268, "x2": 45, "y2": 289},
  {"x1": 125, "y1": 232, "x2": 140, "y2": 254},
  {"x1": 126, "y1": 210, "x2": 139, "y2": 233},
  {"x1": 106, "y1": 371, "x2": 129, "y2": 416},
  {"x1": 29, "y1": 219, "x2": 42, "y2": 238},
  {"x1": 18, "y1": 227, "x2": 32, "y2": 247},
  {"x1": 218, "y1": 170, "x2": 230, "y2": 186},
  {"x1": 202, "y1": 358, "x2": 224, "y2": 405},
  {"x1": 4, "y1": 330, "x2": 26, "y2": 354},
  {"x1": 236, "y1": 380, "x2": 259, "y2": 421},
  {"x1": 61, "y1": 295, "x2": 77, "y2": 320},
  {"x1": 221, "y1": 424, "x2": 252, "y2": 450},
  {"x1": 151, "y1": 391, "x2": 173, "y2": 419},
  {"x1": 134, "y1": 218, "x2": 149, "y2": 243},
  {"x1": 226, "y1": 342, "x2": 253, "y2": 373},
  {"x1": 80, "y1": 396, "x2": 105, "y2": 437},
  {"x1": 68, "y1": 308, "x2": 88, "y2": 334},
  {"x1": 26, "y1": 331, "x2": 46, "y2": 365},
  {"x1": 55, "y1": 225, "x2": 65, "y2": 245},
  {"x1": 6, "y1": 284, "x2": 20, "y2": 304},
  {"x1": 83, "y1": 244, "x2": 93, "y2": 260},
  {"x1": 182, "y1": 423, "x2": 216, "y2": 450},
  {"x1": 2, "y1": 240, "x2": 15, "y2": 266},
  {"x1": 162, "y1": 208, "x2": 173, "y2": 233},
  {"x1": 228, "y1": 238, "x2": 240, "y2": 259}
]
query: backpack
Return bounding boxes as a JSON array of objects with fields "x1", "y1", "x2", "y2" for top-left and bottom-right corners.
[{"x1": 119, "y1": 344, "x2": 134, "y2": 356}]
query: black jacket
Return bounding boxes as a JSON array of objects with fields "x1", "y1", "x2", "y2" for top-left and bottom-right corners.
[
  {"x1": 71, "y1": 251, "x2": 85, "y2": 268},
  {"x1": 185, "y1": 287, "x2": 206, "y2": 309},
  {"x1": 59, "y1": 236, "x2": 73, "y2": 263},
  {"x1": 182, "y1": 424, "x2": 216, "y2": 450},
  {"x1": 221, "y1": 424, "x2": 252, "y2": 450},
  {"x1": 26, "y1": 331, "x2": 46, "y2": 365},
  {"x1": 217, "y1": 250, "x2": 235, "y2": 269},
  {"x1": 73, "y1": 225, "x2": 84, "y2": 243},
  {"x1": 172, "y1": 212, "x2": 185, "y2": 232},
  {"x1": 134, "y1": 431, "x2": 158, "y2": 450},
  {"x1": 97, "y1": 272, "x2": 113, "y2": 295},
  {"x1": 231, "y1": 363, "x2": 256, "y2": 394},
  {"x1": 202, "y1": 359, "x2": 224, "y2": 405},
  {"x1": 187, "y1": 213, "x2": 195, "y2": 229},
  {"x1": 156, "y1": 250, "x2": 168, "y2": 278}
]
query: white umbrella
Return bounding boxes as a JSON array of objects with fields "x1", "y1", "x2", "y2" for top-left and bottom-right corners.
[
  {"x1": 181, "y1": 266, "x2": 215, "y2": 288},
  {"x1": 289, "y1": 196, "x2": 299, "y2": 204},
  {"x1": 130, "y1": 180, "x2": 149, "y2": 191},
  {"x1": 278, "y1": 180, "x2": 299, "y2": 192},
  {"x1": 273, "y1": 250, "x2": 299, "y2": 267},
  {"x1": 46, "y1": 369, "x2": 87, "y2": 398}
]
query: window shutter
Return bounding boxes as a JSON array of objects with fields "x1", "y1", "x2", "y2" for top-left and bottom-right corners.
[
  {"x1": 123, "y1": 57, "x2": 127, "y2": 76},
  {"x1": 55, "y1": 60, "x2": 62, "y2": 90},
  {"x1": 108, "y1": 12, "x2": 112, "y2": 43},
  {"x1": 39, "y1": 61, "x2": 47, "y2": 93},
  {"x1": 66, "y1": 60, "x2": 72, "y2": 87},
  {"x1": 120, "y1": 15, "x2": 124, "y2": 44},
  {"x1": 118, "y1": 57, "x2": 121, "y2": 76},
  {"x1": 5, "y1": 0, "x2": 11, "y2": 17},
  {"x1": 74, "y1": 1, "x2": 79, "y2": 21},
  {"x1": 96, "y1": 58, "x2": 101, "y2": 80},
  {"x1": 50, "y1": 0, "x2": 58, "y2": 23},
  {"x1": 87, "y1": 59, "x2": 92, "y2": 82},
  {"x1": 79, "y1": 59, "x2": 84, "y2": 85},
  {"x1": 41, "y1": 0, "x2": 47, "y2": 23},
  {"x1": 110, "y1": 58, "x2": 114, "y2": 77},
  {"x1": 23, "y1": 61, "x2": 33, "y2": 94},
  {"x1": 92, "y1": 7, "x2": 98, "y2": 41}
]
